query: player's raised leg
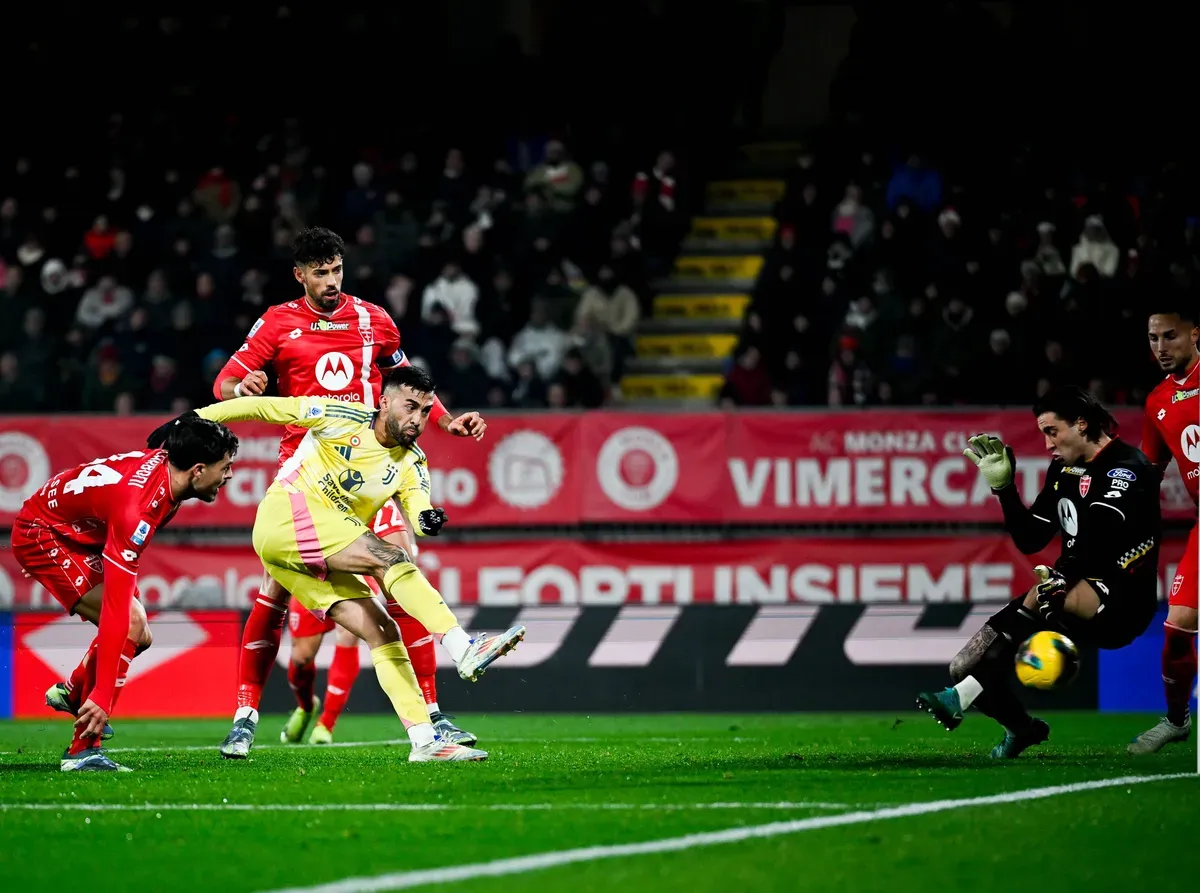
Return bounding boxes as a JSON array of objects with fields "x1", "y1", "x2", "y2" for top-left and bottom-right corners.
[
  {"x1": 279, "y1": 599, "x2": 328, "y2": 744},
  {"x1": 1130, "y1": 524, "x2": 1197, "y2": 754},
  {"x1": 327, "y1": 532, "x2": 524, "y2": 683},
  {"x1": 219, "y1": 571, "x2": 290, "y2": 759},
  {"x1": 918, "y1": 585, "x2": 1051, "y2": 757},
  {"x1": 311, "y1": 624, "x2": 360, "y2": 744}
]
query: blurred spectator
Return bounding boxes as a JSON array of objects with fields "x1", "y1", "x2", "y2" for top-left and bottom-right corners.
[
  {"x1": 524, "y1": 141, "x2": 584, "y2": 215},
  {"x1": 555, "y1": 348, "x2": 606, "y2": 408},
  {"x1": 509, "y1": 299, "x2": 569, "y2": 381},
  {"x1": 886, "y1": 154, "x2": 943, "y2": 213},
  {"x1": 831, "y1": 184, "x2": 875, "y2": 249},
  {"x1": 1070, "y1": 215, "x2": 1120, "y2": 279},
  {"x1": 76, "y1": 275, "x2": 135, "y2": 330},
  {"x1": 721, "y1": 345, "x2": 773, "y2": 407},
  {"x1": 440, "y1": 338, "x2": 492, "y2": 409},
  {"x1": 573, "y1": 265, "x2": 639, "y2": 376},
  {"x1": 421, "y1": 261, "x2": 480, "y2": 337}
]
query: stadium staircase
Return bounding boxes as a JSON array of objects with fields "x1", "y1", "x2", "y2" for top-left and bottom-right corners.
[{"x1": 619, "y1": 141, "x2": 803, "y2": 408}]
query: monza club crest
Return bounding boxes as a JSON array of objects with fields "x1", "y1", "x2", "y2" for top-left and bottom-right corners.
[{"x1": 1079, "y1": 475, "x2": 1091, "y2": 497}]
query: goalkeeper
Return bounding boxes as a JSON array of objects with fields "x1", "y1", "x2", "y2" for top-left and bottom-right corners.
[
  {"x1": 149, "y1": 365, "x2": 524, "y2": 762},
  {"x1": 917, "y1": 387, "x2": 1162, "y2": 758}
]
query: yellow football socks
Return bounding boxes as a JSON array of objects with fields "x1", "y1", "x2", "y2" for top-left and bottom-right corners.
[
  {"x1": 370, "y1": 642, "x2": 431, "y2": 731},
  {"x1": 382, "y1": 562, "x2": 457, "y2": 636}
]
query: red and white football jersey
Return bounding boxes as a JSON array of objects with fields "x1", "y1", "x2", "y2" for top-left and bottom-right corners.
[
  {"x1": 1142, "y1": 357, "x2": 1200, "y2": 507},
  {"x1": 18, "y1": 449, "x2": 179, "y2": 577},
  {"x1": 214, "y1": 294, "x2": 445, "y2": 464}
]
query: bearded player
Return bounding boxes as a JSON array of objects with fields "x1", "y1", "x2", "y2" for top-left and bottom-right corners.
[
  {"x1": 14, "y1": 418, "x2": 238, "y2": 770},
  {"x1": 213, "y1": 226, "x2": 486, "y2": 759},
  {"x1": 152, "y1": 367, "x2": 524, "y2": 762},
  {"x1": 1128, "y1": 302, "x2": 1199, "y2": 754}
]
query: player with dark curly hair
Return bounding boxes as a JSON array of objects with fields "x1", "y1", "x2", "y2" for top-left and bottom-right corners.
[
  {"x1": 14, "y1": 417, "x2": 238, "y2": 771},
  {"x1": 209, "y1": 226, "x2": 488, "y2": 759}
]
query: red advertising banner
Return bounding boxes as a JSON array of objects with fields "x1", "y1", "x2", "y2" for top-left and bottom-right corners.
[
  {"x1": 11, "y1": 610, "x2": 241, "y2": 718},
  {"x1": 1, "y1": 537, "x2": 1187, "y2": 611},
  {"x1": 0, "y1": 410, "x2": 1193, "y2": 527}
]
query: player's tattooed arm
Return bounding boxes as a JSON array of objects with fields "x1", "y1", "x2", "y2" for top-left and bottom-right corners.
[
  {"x1": 949, "y1": 626, "x2": 998, "y2": 682},
  {"x1": 365, "y1": 535, "x2": 411, "y2": 567}
]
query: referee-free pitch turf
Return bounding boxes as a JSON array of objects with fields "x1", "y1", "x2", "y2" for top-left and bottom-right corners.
[{"x1": 0, "y1": 713, "x2": 1195, "y2": 893}]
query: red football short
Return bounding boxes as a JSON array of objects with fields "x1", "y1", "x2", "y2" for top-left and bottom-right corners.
[
  {"x1": 9, "y1": 518, "x2": 138, "y2": 617},
  {"x1": 1168, "y1": 522, "x2": 1198, "y2": 610},
  {"x1": 286, "y1": 504, "x2": 408, "y2": 638}
]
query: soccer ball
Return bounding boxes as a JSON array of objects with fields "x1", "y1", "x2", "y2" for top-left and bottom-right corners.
[{"x1": 1015, "y1": 631, "x2": 1080, "y2": 690}]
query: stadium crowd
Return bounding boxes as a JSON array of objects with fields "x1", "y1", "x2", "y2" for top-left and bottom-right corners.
[
  {"x1": 726, "y1": 147, "x2": 1200, "y2": 409},
  {"x1": 0, "y1": 127, "x2": 682, "y2": 415}
]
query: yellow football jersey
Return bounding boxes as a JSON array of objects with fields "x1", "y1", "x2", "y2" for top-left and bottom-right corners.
[{"x1": 196, "y1": 396, "x2": 433, "y2": 528}]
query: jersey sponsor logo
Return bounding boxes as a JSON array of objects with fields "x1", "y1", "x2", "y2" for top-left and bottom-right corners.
[
  {"x1": 315, "y1": 352, "x2": 355, "y2": 391},
  {"x1": 131, "y1": 520, "x2": 151, "y2": 545},
  {"x1": 335, "y1": 445, "x2": 353, "y2": 461},
  {"x1": 1060, "y1": 466, "x2": 1085, "y2": 475},
  {"x1": 488, "y1": 430, "x2": 565, "y2": 510},
  {"x1": 1107, "y1": 468, "x2": 1136, "y2": 481},
  {"x1": 1180, "y1": 425, "x2": 1200, "y2": 464},
  {"x1": 1079, "y1": 474, "x2": 1091, "y2": 497},
  {"x1": 311, "y1": 321, "x2": 351, "y2": 331},
  {"x1": 1108, "y1": 478, "x2": 1129, "y2": 491},
  {"x1": 1057, "y1": 498, "x2": 1078, "y2": 536},
  {"x1": 121, "y1": 549, "x2": 138, "y2": 562},
  {"x1": 595, "y1": 427, "x2": 679, "y2": 512},
  {"x1": 248, "y1": 318, "x2": 265, "y2": 339},
  {"x1": 288, "y1": 328, "x2": 303, "y2": 340},
  {"x1": 1104, "y1": 490, "x2": 1121, "y2": 499},
  {"x1": 1171, "y1": 387, "x2": 1199, "y2": 403},
  {"x1": 338, "y1": 469, "x2": 365, "y2": 492}
]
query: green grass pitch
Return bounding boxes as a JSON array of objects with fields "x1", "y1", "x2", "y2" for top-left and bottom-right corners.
[{"x1": 1, "y1": 713, "x2": 1196, "y2": 892}]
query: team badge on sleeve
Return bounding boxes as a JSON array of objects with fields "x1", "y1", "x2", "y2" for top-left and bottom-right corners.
[{"x1": 131, "y1": 520, "x2": 151, "y2": 546}]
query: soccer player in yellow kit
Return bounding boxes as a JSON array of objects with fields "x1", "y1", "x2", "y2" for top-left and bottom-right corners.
[{"x1": 148, "y1": 365, "x2": 523, "y2": 762}]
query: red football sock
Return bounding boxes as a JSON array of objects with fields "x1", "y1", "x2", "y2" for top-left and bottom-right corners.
[
  {"x1": 1163, "y1": 623, "x2": 1198, "y2": 726},
  {"x1": 65, "y1": 637, "x2": 99, "y2": 709},
  {"x1": 68, "y1": 638, "x2": 138, "y2": 756},
  {"x1": 319, "y1": 644, "x2": 361, "y2": 731},
  {"x1": 388, "y1": 601, "x2": 437, "y2": 708},
  {"x1": 288, "y1": 660, "x2": 316, "y2": 711},
  {"x1": 236, "y1": 594, "x2": 288, "y2": 710}
]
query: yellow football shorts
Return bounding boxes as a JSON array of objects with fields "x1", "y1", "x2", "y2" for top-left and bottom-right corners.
[{"x1": 252, "y1": 485, "x2": 373, "y2": 618}]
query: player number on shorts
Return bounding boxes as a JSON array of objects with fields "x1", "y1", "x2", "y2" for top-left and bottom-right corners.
[
  {"x1": 62, "y1": 452, "x2": 145, "y2": 495},
  {"x1": 373, "y1": 502, "x2": 404, "y2": 534}
]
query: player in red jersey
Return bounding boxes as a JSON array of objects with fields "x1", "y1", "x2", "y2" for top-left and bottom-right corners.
[
  {"x1": 213, "y1": 226, "x2": 486, "y2": 759},
  {"x1": 1129, "y1": 302, "x2": 1199, "y2": 754},
  {"x1": 12, "y1": 418, "x2": 237, "y2": 771}
]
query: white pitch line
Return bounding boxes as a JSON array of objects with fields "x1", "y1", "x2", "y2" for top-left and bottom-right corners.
[
  {"x1": 0, "y1": 800, "x2": 855, "y2": 813},
  {"x1": 258, "y1": 773, "x2": 1198, "y2": 893}
]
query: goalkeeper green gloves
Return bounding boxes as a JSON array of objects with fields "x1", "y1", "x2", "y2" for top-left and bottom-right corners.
[{"x1": 963, "y1": 433, "x2": 1016, "y2": 491}]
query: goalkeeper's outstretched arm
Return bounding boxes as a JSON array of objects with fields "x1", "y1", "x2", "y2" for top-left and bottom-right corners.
[{"x1": 964, "y1": 434, "x2": 1056, "y2": 555}]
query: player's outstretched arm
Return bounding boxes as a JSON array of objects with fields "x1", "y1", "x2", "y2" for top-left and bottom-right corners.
[
  {"x1": 965, "y1": 434, "x2": 1057, "y2": 554},
  {"x1": 195, "y1": 395, "x2": 346, "y2": 429}
]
